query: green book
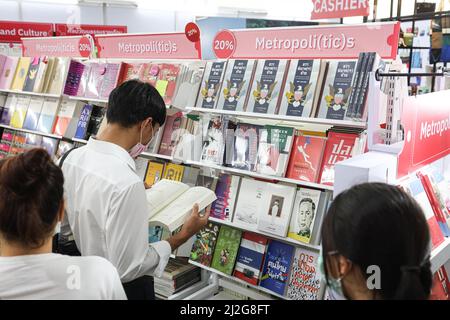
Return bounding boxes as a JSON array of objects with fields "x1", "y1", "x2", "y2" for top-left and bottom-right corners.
[{"x1": 211, "y1": 225, "x2": 242, "y2": 275}]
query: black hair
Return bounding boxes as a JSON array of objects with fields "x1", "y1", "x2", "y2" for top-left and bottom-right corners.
[
  {"x1": 107, "y1": 79, "x2": 166, "y2": 128},
  {"x1": 0, "y1": 148, "x2": 64, "y2": 248},
  {"x1": 321, "y1": 182, "x2": 432, "y2": 300}
]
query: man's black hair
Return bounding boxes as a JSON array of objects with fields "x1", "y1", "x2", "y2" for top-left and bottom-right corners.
[{"x1": 107, "y1": 79, "x2": 166, "y2": 128}]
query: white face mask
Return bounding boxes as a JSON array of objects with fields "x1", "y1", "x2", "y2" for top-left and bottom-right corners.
[{"x1": 129, "y1": 123, "x2": 154, "y2": 159}]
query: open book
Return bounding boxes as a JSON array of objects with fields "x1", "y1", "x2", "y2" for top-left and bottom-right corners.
[{"x1": 147, "y1": 179, "x2": 217, "y2": 232}]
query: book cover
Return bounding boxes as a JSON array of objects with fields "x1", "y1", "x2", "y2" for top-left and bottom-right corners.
[
  {"x1": 318, "y1": 131, "x2": 358, "y2": 186},
  {"x1": 196, "y1": 61, "x2": 226, "y2": 109},
  {"x1": 286, "y1": 134, "x2": 327, "y2": 183},
  {"x1": 76, "y1": 63, "x2": 92, "y2": 97},
  {"x1": 138, "y1": 63, "x2": 159, "y2": 86},
  {"x1": 40, "y1": 136, "x2": 58, "y2": 156},
  {"x1": 232, "y1": 123, "x2": 262, "y2": 171},
  {"x1": 163, "y1": 163, "x2": 185, "y2": 182},
  {"x1": 255, "y1": 125, "x2": 294, "y2": 176},
  {"x1": 0, "y1": 94, "x2": 6, "y2": 120},
  {"x1": 217, "y1": 60, "x2": 256, "y2": 112},
  {"x1": 287, "y1": 248, "x2": 322, "y2": 300},
  {"x1": 144, "y1": 161, "x2": 165, "y2": 187},
  {"x1": 36, "y1": 98, "x2": 60, "y2": 134},
  {"x1": 233, "y1": 232, "x2": 268, "y2": 285},
  {"x1": 0, "y1": 56, "x2": 19, "y2": 90},
  {"x1": 10, "y1": 57, "x2": 31, "y2": 91},
  {"x1": 0, "y1": 94, "x2": 18, "y2": 125},
  {"x1": 74, "y1": 104, "x2": 93, "y2": 139},
  {"x1": 190, "y1": 222, "x2": 220, "y2": 267},
  {"x1": 53, "y1": 100, "x2": 78, "y2": 136},
  {"x1": 85, "y1": 105, "x2": 106, "y2": 139},
  {"x1": 158, "y1": 114, "x2": 183, "y2": 156},
  {"x1": 256, "y1": 183, "x2": 296, "y2": 237},
  {"x1": 63, "y1": 60, "x2": 85, "y2": 96},
  {"x1": 32, "y1": 57, "x2": 49, "y2": 93},
  {"x1": 148, "y1": 225, "x2": 164, "y2": 244},
  {"x1": 195, "y1": 174, "x2": 217, "y2": 191},
  {"x1": 200, "y1": 116, "x2": 224, "y2": 165},
  {"x1": 41, "y1": 57, "x2": 56, "y2": 94},
  {"x1": 354, "y1": 52, "x2": 380, "y2": 120},
  {"x1": 181, "y1": 166, "x2": 200, "y2": 187},
  {"x1": 428, "y1": 168, "x2": 450, "y2": 228},
  {"x1": 233, "y1": 178, "x2": 266, "y2": 232},
  {"x1": 345, "y1": 52, "x2": 366, "y2": 119},
  {"x1": 85, "y1": 63, "x2": 106, "y2": 99},
  {"x1": 99, "y1": 63, "x2": 122, "y2": 99},
  {"x1": 63, "y1": 101, "x2": 85, "y2": 139},
  {"x1": 0, "y1": 55, "x2": 6, "y2": 84},
  {"x1": 120, "y1": 62, "x2": 143, "y2": 83},
  {"x1": 0, "y1": 129, "x2": 15, "y2": 159},
  {"x1": 222, "y1": 116, "x2": 238, "y2": 167},
  {"x1": 248, "y1": 59, "x2": 287, "y2": 114},
  {"x1": 210, "y1": 174, "x2": 241, "y2": 222},
  {"x1": 288, "y1": 188, "x2": 322, "y2": 243},
  {"x1": 211, "y1": 225, "x2": 242, "y2": 275},
  {"x1": 54, "y1": 140, "x2": 74, "y2": 163},
  {"x1": 22, "y1": 57, "x2": 40, "y2": 92},
  {"x1": 260, "y1": 240, "x2": 295, "y2": 296},
  {"x1": 47, "y1": 57, "x2": 70, "y2": 95},
  {"x1": 279, "y1": 60, "x2": 321, "y2": 117},
  {"x1": 10, "y1": 95, "x2": 31, "y2": 128},
  {"x1": 318, "y1": 60, "x2": 357, "y2": 120},
  {"x1": 157, "y1": 63, "x2": 181, "y2": 105},
  {"x1": 430, "y1": 266, "x2": 450, "y2": 300}
]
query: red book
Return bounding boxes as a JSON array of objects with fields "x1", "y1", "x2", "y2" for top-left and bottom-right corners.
[
  {"x1": 318, "y1": 131, "x2": 358, "y2": 186},
  {"x1": 118, "y1": 62, "x2": 143, "y2": 85},
  {"x1": 157, "y1": 113, "x2": 183, "y2": 156},
  {"x1": 430, "y1": 267, "x2": 450, "y2": 300},
  {"x1": 233, "y1": 232, "x2": 268, "y2": 285},
  {"x1": 286, "y1": 134, "x2": 326, "y2": 183},
  {"x1": 139, "y1": 63, "x2": 159, "y2": 87},
  {"x1": 158, "y1": 63, "x2": 181, "y2": 105}
]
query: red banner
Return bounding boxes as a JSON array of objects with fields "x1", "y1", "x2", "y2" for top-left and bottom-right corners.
[
  {"x1": 311, "y1": 0, "x2": 370, "y2": 20},
  {"x1": 398, "y1": 91, "x2": 450, "y2": 178},
  {"x1": 21, "y1": 35, "x2": 94, "y2": 58},
  {"x1": 0, "y1": 20, "x2": 53, "y2": 43},
  {"x1": 55, "y1": 24, "x2": 127, "y2": 36}
]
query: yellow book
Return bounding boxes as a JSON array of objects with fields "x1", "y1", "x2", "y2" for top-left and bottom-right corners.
[
  {"x1": 10, "y1": 57, "x2": 31, "y2": 91},
  {"x1": 10, "y1": 95, "x2": 31, "y2": 129},
  {"x1": 145, "y1": 161, "x2": 165, "y2": 186},
  {"x1": 163, "y1": 163, "x2": 185, "y2": 182}
]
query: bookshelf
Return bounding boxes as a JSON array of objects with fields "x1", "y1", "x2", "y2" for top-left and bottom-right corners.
[
  {"x1": 0, "y1": 124, "x2": 63, "y2": 140},
  {"x1": 66, "y1": 95, "x2": 109, "y2": 105},
  {"x1": 0, "y1": 89, "x2": 61, "y2": 99}
]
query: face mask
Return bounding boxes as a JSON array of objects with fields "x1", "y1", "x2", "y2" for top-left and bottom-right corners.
[
  {"x1": 318, "y1": 250, "x2": 347, "y2": 300},
  {"x1": 129, "y1": 124, "x2": 154, "y2": 159}
]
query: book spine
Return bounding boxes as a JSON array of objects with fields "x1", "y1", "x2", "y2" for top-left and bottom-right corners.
[
  {"x1": 346, "y1": 52, "x2": 365, "y2": 118},
  {"x1": 355, "y1": 52, "x2": 376, "y2": 119}
]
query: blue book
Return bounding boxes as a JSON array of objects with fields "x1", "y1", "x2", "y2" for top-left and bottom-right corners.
[
  {"x1": 74, "y1": 104, "x2": 93, "y2": 139},
  {"x1": 233, "y1": 232, "x2": 268, "y2": 285},
  {"x1": 260, "y1": 240, "x2": 294, "y2": 296}
]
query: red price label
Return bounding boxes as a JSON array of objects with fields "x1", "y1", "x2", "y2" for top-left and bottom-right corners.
[
  {"x1": 213, "y1": 30, "x2": 236, "y2": 59},
  {"x1": 185, "y1": 22, "x2": 200, "y2": 43},
  {"x1": 78, "y1": 36, "x2": 92, "y2": 58}
]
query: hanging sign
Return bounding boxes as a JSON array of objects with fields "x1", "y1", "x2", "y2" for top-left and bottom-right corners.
[
  {"x1": 311, "y1": 0, "x2": 370, "y2": 20},
  {"x1": 95, "y1": 24, "x2": 202, "y2": 59},
  {"x1": 21, "y1": 35, "x2": 94, "y2": 58},
  {"x1": 55, "y1": 24, "x2": 127, "y2": 36},
  {"x1": 0, "y1": 20, "x2": 53, "y2": 43},
  {"x1": 398, "y1": 90, "x2": 450, "y2": 178},
  {"x1": 213, "y1": 21, "x2": 400, "y2": 60}
]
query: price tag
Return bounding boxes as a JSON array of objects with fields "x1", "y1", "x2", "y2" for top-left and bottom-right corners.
[{"x1": 212, "y1": 30, "x2": 236, "y2": 59}]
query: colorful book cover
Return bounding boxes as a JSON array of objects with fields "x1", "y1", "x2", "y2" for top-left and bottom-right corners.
[
  {"x1": 53, "y1": 100, "x2": 78, "y2": 136},
  {"x1": 233, "y1": 178, "x2": 266, "y2": 232},
  {"x1": 157, "y1": 63, "x2": 181, "y2": 105},
  {"x1": 76, "y1": 63, "x2": 91, "y2": 97},
  {"x1": 279, "y1": 60, "x2": 321, "y2": 117},
  {"x1": 85, "y1": 63, "x2": 106, "y2": 99},
  {"x1": 287, "y1": 248, "x2": 322, "y2": 300},
  {"x1": 148, "y1": 225, "x2": 164, "y2": 244},
  {"x1": 210, "y1": 174, "x2": 240, "y2": 222},
  {"x1": 158, "y1": 114, "x2": 183, "y2": 156},
  {"x1": 430, "y1": 266, "x2": 450, "y2": 300},
  {"x1": 196, "y1": 61, "x2": 226, "y2": 109},
  {"x1": 233, "y1": 232, "x2": 268, "y2": 285},
  {"x1": 255, "y1": 125, "x2": 294, "y2": 176},
  {"x1": 63, "y1": 60, "x2": 85, "y2": 96},
  {"x1": 318, "y1": 60, "x2": 357, "y2": 120},
  {"x1": 211, "y1": 225, "x2": 242, "y2": 275},
  {"x1": 286, "y1": 134, "x2": 327, "y2": 183},
  {"x1": 0, "y1": 129, "x2": 15, "y2": 159},
  {"x1": 36, "y1": 98, "x2": 60, "y2": 134},
  {"x1": 217, "y1": 60, "x2": 255, "y2": 112},
  {"x1": 47, "y1": 57, "x2": 70, "y2": 95},
  {"x1": 74, "y1": 104, "x2": 93, "y2": 139},
  {"x1": 40, "y1": 136, "x2": 59, "y2": 156},
  {"x1": 10, "y1": 95, "x2": 31, "y2": 129},
  {"x1": 10, "y1": 57, "x2": 31, "y2": 91},
  {"x1": 190, "y1": 222, "x2": 220, "y2": 267},
  {"x1": 248, "y1": 59, "x2": 287, "y2": 114},
  {"x1": 0, "y1": 94, "x2": 18, "y2": 125},
  {"x1": 99, "y1": 63, "x2": 122, "y2": 99},
  {"x1": 232, "y1": 123, "x2": 262, "y2": 171},
  {"x1": 288, "y1": 188, "x2": 322, "y2": 244},
  {"x1": 163, "y1": 163, "x2": 185, "y2": 182},
  {"x1": 22, "y1": 57, "x2": 40, "y2": 92},
  {"x1": 32, "y1": 57, "x2": 49, "y2": 93},
  {"x1": 144, "y1": 161, "x2": 165, "y2": 187},
  {"x1": 0, "y1": 56, "x2": 19, "y2": 90},
  {"x1": 120, "y1": 62, "x2": 143, "y2": 83},
  {"x1": 318, "y1": 131, "x2": 358, "y2": 186},
  {"x1": 200, "y1": 116, "x2": 224, "y2": 165},
  {"x1": 260, "y1": 240, "x2": 295, "y2": 296},
  {"x1": 41, "y1": 57, "x2": 56, "y2": 94},
  {"x1": 85, "y1": 105, "x2": 106, "y2": 139},
  {"x1": 138, "y1": 63, "x2": 159, "y2": 87}
]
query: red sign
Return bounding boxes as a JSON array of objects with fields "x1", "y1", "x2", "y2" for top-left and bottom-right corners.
[
  {"x1": 0, "y1": 20, "x2": 53, "y2": 43},
  {"x1": 311, "y1": 0, "x2": 370, "y2": 20},
  {"x1": 22, "y1": 35, "x2": 93, "y2": 58},
  {"x1": 398, "y1": 91, "x2": 450, "y2": 178},
  {"x1": 212, "y1": 22, "x2": 399, "y2": 60},
  {"x1": 185, "y1": 22, "x2": 200, "y2": 43},
  {"x1": 55, "y1": 24, "x2": 127, "y2": 36}
]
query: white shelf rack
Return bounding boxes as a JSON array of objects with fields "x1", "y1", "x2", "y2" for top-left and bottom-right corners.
[
  {"x1": 65, "y1": 95, "x2": 109, "y2": 105},
  {"x1": 0, "y1": 89, "x2": 61, "y2": 99},
  {"x1": 0, "y1": 124, "x2": 63, "y2": 140},
  {"x1": 431, "y1": 238, "x2": 450, "y2": 273},
  {"x1": 141, "y1": 152, "x2": 174, "y2": 161}
]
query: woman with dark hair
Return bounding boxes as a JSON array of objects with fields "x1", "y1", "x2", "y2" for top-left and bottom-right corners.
[
  {"x1": 320, "y1": 182, "x2": 433, "y2": 300},
  {"x1": 0, "y1": 149, "x2": 126, "y2": 299}
]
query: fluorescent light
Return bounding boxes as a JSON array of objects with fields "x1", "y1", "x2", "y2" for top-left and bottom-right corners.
[{"x1": 78, "y1": 0, "x2": 138, "y2": 7}]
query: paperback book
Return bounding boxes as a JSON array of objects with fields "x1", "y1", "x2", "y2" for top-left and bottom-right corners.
[
  {"x1": 287, "y1": 248, "x2": 322, "y2": 300},
  {"x1": 190, "y1": 221, "x2": 221, "y2": 267},
  {"x1": 232, "y1": 123, "x2": 262, "y2": 171},
  {"x1": 211, "y1": 225, "x2": 242, "y2": 275},
  {"x1": 233, "y1": 232, "x2": 268, "y2": 285},
  {"x1": 196, "y1": 61, "x2": 226, "y2": 109},
  {"x1": 210, "y1": 174, "x2": 241, "y2": 222}
]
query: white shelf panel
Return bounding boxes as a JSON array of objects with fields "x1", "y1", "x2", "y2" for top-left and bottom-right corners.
[
  {"x1": 141, "y1": 152, "x2": 174, "y2": 161},
  {"x1": 431, "y1": 238, "x2": 450, "y2": 273},
  {"x1": 0, "y1": 89, "x2": 61, "y2": 99},
  {"x1": 208, "y1": 217, "x2": 321, "y2": 251},
  {"x1": 186, "y1": 107, "x2": 367, "y2": 129},
  {"x1": 71, "y1": 138, "x2": 88, "y2": 144},
  {"x1": 188, "y1": 260, "x2": 288, "y2": 300},
  {"x1": 65, "y1": 95, "x2": 109, "y2": 104},
  {"x1": 0, "y1": 124, "x2": 62, "y2": 140}
]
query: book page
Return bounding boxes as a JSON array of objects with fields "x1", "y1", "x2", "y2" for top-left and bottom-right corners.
[
  {"x1": 146, "y1": 179, "x2": 189, "y2": 219},
  {"x1": 150, "y1": 186, "x2": 217, "y2": 232}
]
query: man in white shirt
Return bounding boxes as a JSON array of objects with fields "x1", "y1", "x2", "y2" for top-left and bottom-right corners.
[{"x1": 61, "y1": 80, "x2": 209, "y2": 299}]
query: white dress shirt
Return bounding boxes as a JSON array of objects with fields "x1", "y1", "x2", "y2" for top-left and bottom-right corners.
[
  {"x1": 61, "y1": 138, "x2": 171, "y2": 283},
  {"x1": 0, "y1": 253, "x2": 126, "y2": 300}
]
